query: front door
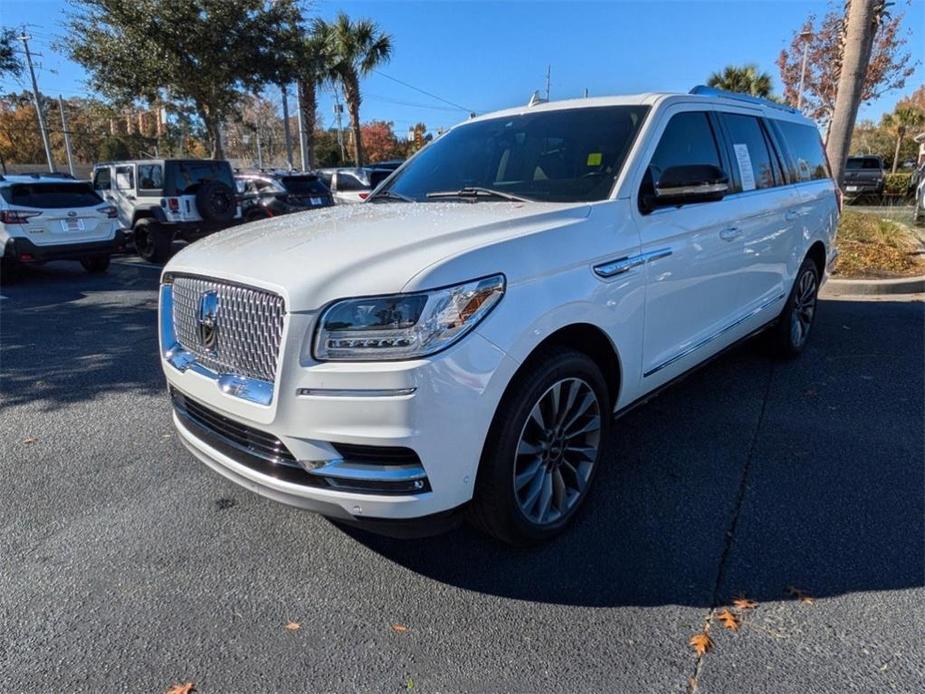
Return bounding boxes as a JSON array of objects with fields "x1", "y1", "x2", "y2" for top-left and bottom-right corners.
[{"x1": 632, "y1": 108, "x2": 748, "y2": 387}]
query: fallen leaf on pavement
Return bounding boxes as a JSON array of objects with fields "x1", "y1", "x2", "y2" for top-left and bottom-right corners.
[
  {"x1": 285, "y1": 621, "x2": 301, "y2": 631},
  {"x1": 787, "y1": 586, "x2": 814, "y2": 604},
  {"x1": 165, "y1": 683, "x2": 195, "y2": 694},
  {"x1": 732, "y1": 595, "x2": 758, "y2": 610},
  {"x1": 689, "y1": 631, "x2": 712, "y2": 656},
  {"x1": 391, "y1": 623, "x2": 410, "y2": 634},
  {"x1": 716, "y1": 608, "x2": 740, "y2": 632},
  {"x1": 23, "y1": 437, "x2": 37, "y2": 445}
]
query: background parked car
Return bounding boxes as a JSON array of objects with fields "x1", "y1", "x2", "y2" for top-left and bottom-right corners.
[
  {"x1": 324, "y1": 167, "x2": 393, "y2": 203},
  {"x1": 92, "y1": 159, "x2": 240, "y2": 264},
  {"x1": 1, "y1": 172, "x2": 125, "y2": 279},
  {"x1": 843, "y1": 155, "x2": 885, "y2": 201},
  {"x1": 235, "y1": 170, "x2": 334, "y2": 221}
]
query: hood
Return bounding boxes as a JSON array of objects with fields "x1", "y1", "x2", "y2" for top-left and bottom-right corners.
[{"x1": 164, "y1": 201, "x2": 590, "y2": 310}]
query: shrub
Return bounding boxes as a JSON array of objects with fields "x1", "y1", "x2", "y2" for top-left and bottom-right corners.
[{"x1": 883, "y1": 172, "x2": 913, "y2": 198}]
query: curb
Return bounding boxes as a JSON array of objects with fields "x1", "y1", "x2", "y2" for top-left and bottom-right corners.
[{"x1": 822, "y1": 275, "x2": 925, "y2": 296}]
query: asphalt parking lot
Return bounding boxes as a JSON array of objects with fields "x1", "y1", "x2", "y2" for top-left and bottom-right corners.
[{"x1": 1, "y1": 259, "x2": 923, "y2": 694}]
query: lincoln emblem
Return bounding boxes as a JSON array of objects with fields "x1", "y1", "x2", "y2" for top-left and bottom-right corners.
[{"x1": 197, "y1": 291, "x2": 220, "y2": 351}]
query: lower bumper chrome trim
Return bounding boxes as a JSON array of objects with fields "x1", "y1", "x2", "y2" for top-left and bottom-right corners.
[{"x1": 296, "y1": 387, "x2": 417, "y2": 398}]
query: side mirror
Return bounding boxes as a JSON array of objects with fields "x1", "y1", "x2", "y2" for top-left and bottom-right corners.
[{"x1": 650, "y1": 164, "x2": 729, "y2": 209}]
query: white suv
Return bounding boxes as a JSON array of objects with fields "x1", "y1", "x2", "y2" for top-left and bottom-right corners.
[
  {"x1": 159, "y1": 87, "x2": 839, "y2": 544},
  {"x1": 1, "y1": 173, "x2": 125, "y2": 278}
]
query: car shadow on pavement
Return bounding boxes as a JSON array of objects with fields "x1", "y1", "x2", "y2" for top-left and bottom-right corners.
[
  {"x1": 1, "y1": 262, "x2": 163, "y2": 410},
  {"x1": 343, "y1": 298, "x2": 925, "y2": 608}
]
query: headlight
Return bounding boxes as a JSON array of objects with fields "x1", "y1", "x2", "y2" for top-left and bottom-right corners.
[{"x1": 314, "y1": 274, "x2": 505, "y2": 361}]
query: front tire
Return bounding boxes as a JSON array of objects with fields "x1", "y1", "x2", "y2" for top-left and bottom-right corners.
[
  {"x1": 468, "y1": 347, "x2": 611, "y2": 545},
  {"x1": 767, "y1": 256, "x2": 820, "y2": 358}
]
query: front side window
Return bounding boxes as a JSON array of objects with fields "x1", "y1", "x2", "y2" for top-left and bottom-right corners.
[
  {"x1": 93, "y1": 168, "x2": 111, "y2": 191},
  {"x1": 776, "y1": 121, "x2": 830, "y2": 182},
  {"x1": 115, "y1": 166, "x2": 134, "y2": 190},
  {"x1": 382, "y1": 105, "x2": 649, "y2": 202},
  {"x1": 721, "y1": 114, "x2": 779, "y2": 191},
  {"x1": 647, "y1": 111, "x2": 722, "y2": 181}
]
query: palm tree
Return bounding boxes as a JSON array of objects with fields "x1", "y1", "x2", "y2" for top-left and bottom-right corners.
[
  {"x1": 707, "y1": 64, "x2": 774, "y2": 97},
  {"x1": 882, "y1": 105, "x2": 925, "y2": 173},
  {"x1": 314, "y1": 13, "x2": 391, "y2": 166},
  {"x1": 296, "y1": 32, "x2": 328, "y2": 171}
]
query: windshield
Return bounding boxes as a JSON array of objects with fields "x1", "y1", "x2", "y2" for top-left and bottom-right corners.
[
  {"x1": 164, "y1": 161, "x2": 234, "y2": 195},
  {"x1": 1, "y1": 182, "x2": 102, "y2": 209},
  {"x1": 381, "y1": 105, "x2": 648, "y2": 202}
]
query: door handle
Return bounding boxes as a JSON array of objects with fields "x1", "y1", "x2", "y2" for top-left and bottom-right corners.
[
  {"x1": 785, "y1": 209, "x2": 799, "y2": 222},
  {"x1": 719, "y1": 227, "x2": 742, "y2": 241}
]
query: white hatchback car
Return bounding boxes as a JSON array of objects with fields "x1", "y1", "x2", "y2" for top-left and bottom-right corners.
[
  {"x1": 0, "y1": 173, "x2": 124, "y2": 277},
  {"x1": 159, "y1": 87, "x2": 839, "y2": 544}
]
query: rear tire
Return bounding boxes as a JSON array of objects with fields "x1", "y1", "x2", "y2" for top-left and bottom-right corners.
[
  {"x1": 0, "y1": 257, "x2": 21, "y2": 284},
  {"x1": 468, "y1": 347, "x2": 611, "y2": 545},
  {"x1": 134, "y1": 219, "x2": 173, "y2": 264},
  {"x1": 80, "y1": 255, "x2": 110, "y2": 274},
  {"x1": 766, "y1": 256, "x2": 820, "y2": 358}
]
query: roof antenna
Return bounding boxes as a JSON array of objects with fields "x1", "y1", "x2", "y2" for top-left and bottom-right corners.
[{"x1": 528, "y1": 90, "x2": 546, "y2": 107}]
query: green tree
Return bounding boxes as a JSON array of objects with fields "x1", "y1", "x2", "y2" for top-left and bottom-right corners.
[
  {"x1": 98, "y1": 136, "x2": 131, "y2": 161},
  {"x1": 707, "y1": 64, "x2": 774, "y2": 97},
  {"x1": 882, "y1": 104, "x2": 925, "y2": 172},
  {"x1": 0, "y1": 28, "x2": 23, "y2": 79},
  {"x1": 64, "y1": 0, "x2": 305, "y2": 160},
  {"x1": 313, "y1": 12, "x2": 392, "y2": 166}
]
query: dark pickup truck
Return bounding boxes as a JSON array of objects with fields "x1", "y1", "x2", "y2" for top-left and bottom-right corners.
[{"x1": 843, "y1": 156, "x2": 885, "y2": 198}]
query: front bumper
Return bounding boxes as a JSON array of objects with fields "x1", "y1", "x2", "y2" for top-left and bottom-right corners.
[
  {"x1": 160, "y1": 283, "x2": 520, "y2": 523},
  {"x1": 4, "y1": 232, "x2": 128, "y2": 263}
]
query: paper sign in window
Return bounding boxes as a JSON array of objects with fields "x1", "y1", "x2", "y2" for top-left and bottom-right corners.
[
  {"x1": 733, "y1": 144, "x2": 756, "y2": 191},
  {"x1": 586, "y1": 152, "x2": 602, "y2": 166}
]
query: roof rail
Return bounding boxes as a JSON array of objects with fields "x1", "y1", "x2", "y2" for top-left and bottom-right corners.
[{"x1": 689, "y1": 85, "x2": 798, "y2": 114}]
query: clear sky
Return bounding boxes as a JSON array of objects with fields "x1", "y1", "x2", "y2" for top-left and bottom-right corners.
[{"x1": 2, "y1": 0, "x2": 923, "y2": 135}]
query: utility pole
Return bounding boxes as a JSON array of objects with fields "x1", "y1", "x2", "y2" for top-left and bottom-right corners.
[
  {"x1": 19, "y1": 32, "x2": 54, "y2": 171},
  {"x1": 333, "y1": 90, "x2": 346, "y2": 162},
  {"x1": 281, "y1": 85, "x2": 294, "y2": 170},
  {"x1": 58, "y1": 96, "x2": 75, "y2": 176},
  {"x1": 797, "y1": 29, "x2": 813, "y2": 110},
  {"x1": 294, "y1": 80, "x2": 309, "y2": 171},
  {"x1": 545, "y1": 65, "x2": 551, "y2": 101}
]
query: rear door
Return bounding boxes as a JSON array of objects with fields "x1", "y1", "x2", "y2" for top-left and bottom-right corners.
[
  {"x1": 113, "y1": 165, "x2": 137, "y2": 224},
  {"x1": 714, "y1": 110, "x2": 802, "y2": 314}
]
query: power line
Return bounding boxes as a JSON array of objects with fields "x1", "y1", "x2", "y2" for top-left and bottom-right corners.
[{"x1": 372, "y1": 70, "x2": 474, "y2": 114}]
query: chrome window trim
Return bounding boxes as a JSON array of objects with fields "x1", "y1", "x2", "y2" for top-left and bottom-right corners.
[
  {"x1": 644, "y1": 292, "x2": 786, "y2": 377},
  {"x1": 160, "y1": 283, "x2": 275, "y2": 406}
]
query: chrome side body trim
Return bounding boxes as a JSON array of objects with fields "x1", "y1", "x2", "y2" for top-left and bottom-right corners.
[
  {"x1": 160, "y1": 283, "x2": 275, "y2": 406},
  {"x1": 297, "y1": 387, "x2": 417, "y2": 398},
  {"x1": 594, "y1": 247, "x2": 673, "y2": 278},
  {"x1": 643, "y1": 292, "x2": 786, "y2": 377}
]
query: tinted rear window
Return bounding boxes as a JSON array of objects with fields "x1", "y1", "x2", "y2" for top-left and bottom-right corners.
[
  {"x1": 281, "y1": 176, "x2": 329, "y2": 195},
  {"x1": 164, "y1": 161, "x2": 234, "y2": 195},
  {"x1": 1, "y1": 182, "x2": 102, "y2": 208},
  {"x1": 336, "y1": 173, "x2": 368, "y2": 192},
  {"x1": 846, "y1": 157, "x2": 882, "y2": 170},
  {"x1": 776, "y1": 121, "x2": 831, "y2": 181}
]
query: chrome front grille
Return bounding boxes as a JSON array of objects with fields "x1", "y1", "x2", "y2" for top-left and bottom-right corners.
[{"x1": 171, "y1": 276, "x2": 285, "y2": 382}]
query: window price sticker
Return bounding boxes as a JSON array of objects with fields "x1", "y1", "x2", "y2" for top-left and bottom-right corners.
[{"x1": 733, "y1": 143, "x2": 756, "y2": 191}]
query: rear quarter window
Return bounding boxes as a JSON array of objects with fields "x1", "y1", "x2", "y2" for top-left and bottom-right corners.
[
  {"x1": 776, "y1": 121, "x2": 832, "y2": 181},
  {"x1": 1, "y1": 182, "x2": 103, "y2": 209}
]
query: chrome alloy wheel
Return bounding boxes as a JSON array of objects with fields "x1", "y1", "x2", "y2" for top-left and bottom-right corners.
[
  {"x1": 513, "y1": 377, "x2": 602, "y2": 525},
  {"x1": 790, "y1": 268, "x2": 818, "y2": 348}
]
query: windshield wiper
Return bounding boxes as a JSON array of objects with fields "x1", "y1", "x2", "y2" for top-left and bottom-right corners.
[
  {"x1": 426, "y1": 187, "x2": 532, "y2": 202},
  {"x1": 368, "y1": 189, "x2": 413, "y2": 203}
]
